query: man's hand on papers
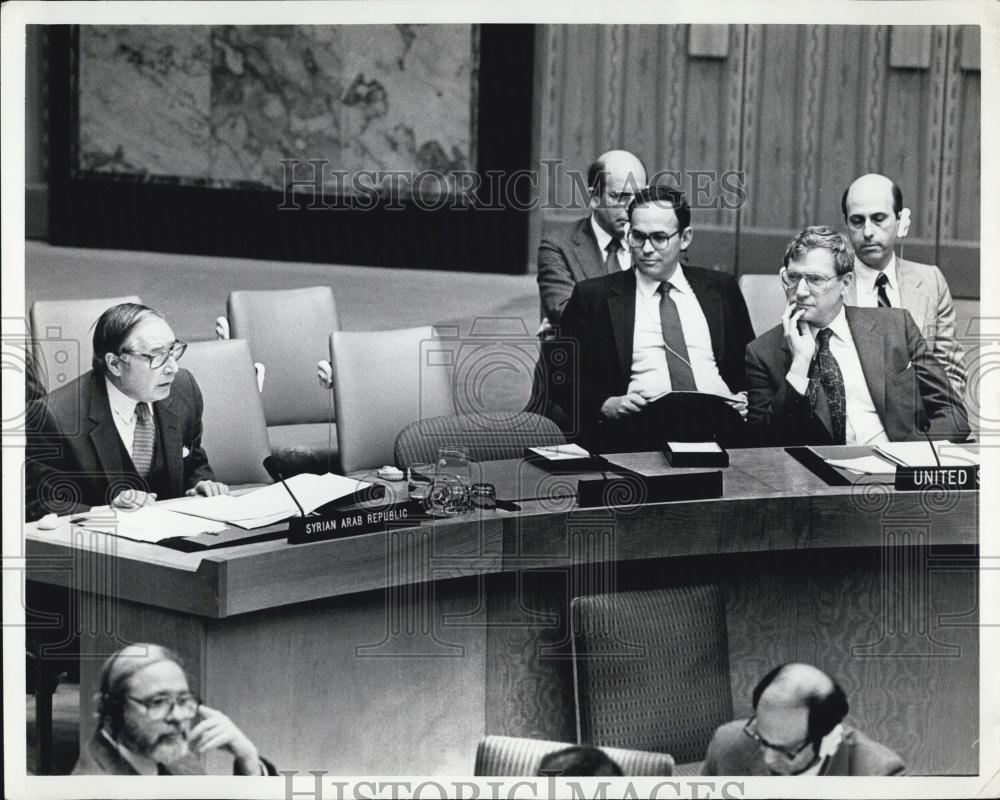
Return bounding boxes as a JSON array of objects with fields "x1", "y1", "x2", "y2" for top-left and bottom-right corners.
[
  {"x1": 187, "y1": 480, "x2": 230, "y2": 498},
  {"x1": 601, "y1": 392, "x2": 648, "y2": 419},
  {"x1": 111, "y1": 489, "x2": 157, "y2": 510}
]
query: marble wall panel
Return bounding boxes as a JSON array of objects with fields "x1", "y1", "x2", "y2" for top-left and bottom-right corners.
[{"x1": 76, "y1": 24, "x2": 477, "y2": 191}]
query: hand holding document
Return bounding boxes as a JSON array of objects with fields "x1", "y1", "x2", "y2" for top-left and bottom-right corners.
[{"x1": 167, "y1": 473, "x2": 378, "y2": 529}]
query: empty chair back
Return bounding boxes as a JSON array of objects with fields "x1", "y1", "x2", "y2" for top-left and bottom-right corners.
[
  {"x1": 738, "y1": 274, "x2": 785, "y2": 337},
  {"x1": 331, "y1": 326, "x2": 455, "y2": 474},
  {"x1": 473, "y1": 735, "x2": 674, "y2": 776},
  {"x1": 29, "y1": 296, "x2": 142, "y2": 392},
  {"x1": 571, "y1": 584, "x2": 732, "y2": 767},
  {"x1": 181, "y1": 340, "x2": 272, "y2": 486},
  {"x1": 394, "y1": 411, "x2": 566, "y2": 467},
  {"x1": 227, "y1": 287, "x2": 340, "y2": 425}
]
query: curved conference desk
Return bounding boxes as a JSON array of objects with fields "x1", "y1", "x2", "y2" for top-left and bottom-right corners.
[{"x1": 25, "y1": 448, "x2": 978, "y2": 776}]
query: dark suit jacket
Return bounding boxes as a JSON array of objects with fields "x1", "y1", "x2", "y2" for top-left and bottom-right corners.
[
  {"x1": 26, "y1": 369, "x2": 214, "y2": 520},
  {"x1": 700, "y1": 720, "x2": 906, "y2": 776},
  {"x1": 555, "y1": 265, "x2": 755, "y2": 441},
  {"x1": 745, "y1": 306, "x2": 970, "y2": 446},
  {"x1": 71, "y1": 730, "x2": 277, "y2": 775},
  {"x1": 537, "y1": 216, "x2": 609, "y2": 324}
]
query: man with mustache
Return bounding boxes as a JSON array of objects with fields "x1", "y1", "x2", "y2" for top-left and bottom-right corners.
[
  {"x1": 745, "y1": 226, "x2": 969, "y2": 446},
  {"x1": 27, "y1": 302, "x2": 227, "y2": 520},
  {"x1": 72, "y1": 644, "x2": 274, "y2": 775}
]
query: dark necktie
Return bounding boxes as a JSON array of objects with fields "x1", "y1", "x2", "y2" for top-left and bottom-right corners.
[
  {"x1": 808, "y1": 328, "x2": 847, "y2": 444},
  {"x1": 132, "y1": 403, "x2": 154, "y2": 478},
  {"x1": 875, "y1": 272, "x2": 892, "y2": 308},
  {"x1": 657, "y1": 282, "x2": 697, "y2": 392},
  {"x1": 604, "y1": 238, "x2": 622, "y2": 274}
]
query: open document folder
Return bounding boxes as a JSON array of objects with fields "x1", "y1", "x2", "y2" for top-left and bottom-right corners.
[
  {"x1": 166, "y1": 473, "x2": 377, "y2": 529},
  {"x1": 826, "y1": 443, "x2": 978, "y2": 475}
]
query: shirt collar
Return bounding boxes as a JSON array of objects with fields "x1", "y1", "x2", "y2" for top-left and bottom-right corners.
[
  {"x1": 633, "y1": 262, "x2": 691, "y2": 298},
  {"x1": 809, "y1": 305, "x2": 850, "y2": 341},
  {"x1": 854, "y1": 252, "x2": 897, "y2": 291},
  {"x1": 100, "y1": 727, "x2": 158, "y2": 775},
  {"x1": 590, "y1": 214, "x2": 623, "y2": 255},
  {"x1": 105, "y1": 376, "x2": 153, "y2": 422}
]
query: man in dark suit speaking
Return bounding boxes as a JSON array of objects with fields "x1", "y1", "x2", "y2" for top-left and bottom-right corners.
[
  {"x1": 555, "y1": 185, "x2": 755, "y2": 451},
  {"x1": 27, "y1": 302, "x2": 228, "y2": 519},
  {"x1": 745, "y1": 226, "x2": 969, "y2": 446}
]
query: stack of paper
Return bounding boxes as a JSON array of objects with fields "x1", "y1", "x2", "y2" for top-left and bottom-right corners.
[
  {"x1": 168, "y1": 473, "x2": 375, "y2": 529},
  {"x1": 528, "y1": 443, "x2": 592, "y2": 461},
  {"x1": 73, "y1": 506, "x2": 228, "y2": 543},
  {"x1": 825, "y1": 455, "x2": 898, "y2": 476},
  {"x1": 873, "y1": 442, "x2": 979, "y2": 468}
]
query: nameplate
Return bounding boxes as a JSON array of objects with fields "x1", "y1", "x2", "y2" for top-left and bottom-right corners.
[
  {"x1": 893, "y1": 465, "x2": 979, "y2": 492},
  {"x1": 287, "y1": 500, "x2": 431, "y2": 544},
  {"x1": 577, "y1": 470, "x2": 722, "y2": 508}
]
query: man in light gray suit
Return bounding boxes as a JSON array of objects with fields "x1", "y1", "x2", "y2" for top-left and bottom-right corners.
[
  {"x1": 537, "y1": 150, "x2": 647, "y2": 326},
  {"x1": 841, "y1": 173, "x2": 968, "y2": 399}
]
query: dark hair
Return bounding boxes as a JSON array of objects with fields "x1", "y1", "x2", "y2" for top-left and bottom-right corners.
[
  {"x1": 91, "y1": 303, "x2": 162, "y2": 375},
  {"x1": 627, "y1": 185, "x2": 691, "y2": 231},
  {"x1": 96, "y1": 644, "x2": 184, "y2": 735},
  {"x1": 841, "y1": 181, "x2": 903, "y2": 218},
  {"x1": 752, "y1": 664, "x2": 849, "y2": 751},
  {"x1": 782, "y1": 226, "x2": 854, "y2": 276},
  {"x1": 587, "y1": 154, "x2": 648, "y2": 196},
  {"x1": 538, "y1": 745, "x2": 624, "y2": 777}
]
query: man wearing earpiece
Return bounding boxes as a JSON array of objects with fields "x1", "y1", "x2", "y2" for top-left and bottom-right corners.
[
  {"x1": 842, "y1": 173, "x2": 968, "y2": 400},
  {"x1": 701, "y1": 663, "x2": 906, "y2": 776},
  {"x1": 73, "y1": 643, "x2": 276, "y2": 775}
]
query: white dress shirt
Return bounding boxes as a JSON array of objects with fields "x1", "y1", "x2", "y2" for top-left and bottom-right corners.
[
  {"x1": 852, "y1": 254, "x2": 901, "y2": 308},
  {"x1": 590, "y1": 215, "x2": 630, "y2": 272},
  {"x1": 786, "y1": 308, "x2": 889, "y2": 445},
  {"x1": 105, "y1": 377, "x2": 155, "y2": 457},
  {"x1": 628, "y1": 266, "x2": 736, "y2": 400}
]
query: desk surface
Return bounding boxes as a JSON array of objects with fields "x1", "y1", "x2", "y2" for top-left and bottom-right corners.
[{"x1": 25, "y1": 447, "x2": 979, "y2": 618}]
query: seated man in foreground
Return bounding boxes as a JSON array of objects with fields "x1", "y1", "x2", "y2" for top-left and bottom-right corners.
[
  {"x1": 745, "y1": 226, "x2": 969, "y2": 446},
  {"x1": 555, "y1": 185, "x2": 755, "y2": 451},
  {"x1": 27, "y1": 302, "x2": 228, "y2": 519},
  {"x1": 73, "y1": 643, "x2": 276, "y2": 775},
  {"x1": 702, "y1": 662, "x2": 905, "y2": 776}
]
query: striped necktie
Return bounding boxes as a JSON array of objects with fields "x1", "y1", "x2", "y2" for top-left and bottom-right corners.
[
  {"x1": 875, "y1": 272, "x2": 892, "y2": 308},
  {"x1": 658, "y1": 282, "x2": 697, "y2": 392},
  {"x1": 132, "y1": 403, "x2": 154, "y2": 478}
]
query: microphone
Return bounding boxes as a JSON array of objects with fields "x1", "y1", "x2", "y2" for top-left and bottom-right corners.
[
  {"x1": 919, "y1": 422, "x2": 942, "y2": 468},
  {"x1": 262, "y1": 456, "x2": 306, "y2": 518}
]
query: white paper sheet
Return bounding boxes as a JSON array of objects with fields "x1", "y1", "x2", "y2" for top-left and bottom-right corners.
[{"x1": 72, "y1": 506, "x2": 228, "y2": 543}]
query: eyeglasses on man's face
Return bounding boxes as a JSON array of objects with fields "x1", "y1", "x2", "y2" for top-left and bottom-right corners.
[
  {"x1": 627, "y1": 228, "x2": 682, "y2": 251},
  {"x1": 741, "y1": 715, "x2": 812, "y2": 761},
  {"x1": 121, "y1": 341, "x2": 187, "y2": 370},
  {"x1": 779, "y1": 268, "x2": 842, "y2": 293},
  {"x1": 126, "y1": 692, "x2": 201, "y2": 721}
]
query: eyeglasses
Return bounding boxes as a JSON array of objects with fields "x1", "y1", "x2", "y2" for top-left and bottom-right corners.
[
  {"x1": 627, "y1": 229, "x2": 682, "y2": 251},
  {"x1": 779, "y1": 269, "x2": 842, "y2": 292},
  {"x1": 126, "y1": 692, "x2": 201, "y2": 720},
  {"x1": 121, "y1": 341, "x2": 187, "y2": 370},
  {"x1": 741, "y1": 716, "x2": 812, "y2": 761}
]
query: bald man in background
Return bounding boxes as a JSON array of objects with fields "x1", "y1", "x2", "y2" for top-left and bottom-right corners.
[
  {"x1": 537, "y1": 150, "x2": 648, "y2": 326},
  {"x1": 701, "y1": 663, "x2": 905, "y2": 776},
  {"x1": 842, "y1": 173, "x2": 968, "y2": 400}
]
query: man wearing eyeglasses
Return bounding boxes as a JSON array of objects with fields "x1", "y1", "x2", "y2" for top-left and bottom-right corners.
[
  {"x1": 701, "y1": 663, "x2": 905, "y2": 776},
  {"x1": 72, "y1": 643, "x2": 274, "y2": 775},
  {"x1": 745, "y1": 226, "x2": 969, "y2": 446},
  {"x1": 27, "y1": 302, "x2": 228, "y2": 519},
  {"x1": 537, "y1": 149, "x2": 648, "y2": 327},
  {"x1": 555, "y1": 185, "x2": 755, "y2": 450},
  {"x1": 842, "y1": 173, "x2": 967, "y2": 399}
]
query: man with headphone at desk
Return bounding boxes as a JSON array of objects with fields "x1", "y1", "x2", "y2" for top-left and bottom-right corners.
[{"x1": 73, "y1": 643, "x2": 275, "y2": 775}]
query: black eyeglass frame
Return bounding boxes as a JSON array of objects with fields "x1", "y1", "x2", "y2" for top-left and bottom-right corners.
[
  {"x1": 120, "y1": 341, "x2": 188, "y2": 370},
  {"x1": 125, "y1": 692, "x2": 201, "y2": 720},
  {"x1": 741, "y1": 715, "x2": 814, "y2": 761},
  {"x1": 626, "y1": 228, "x2": 683, "y2": 251}
]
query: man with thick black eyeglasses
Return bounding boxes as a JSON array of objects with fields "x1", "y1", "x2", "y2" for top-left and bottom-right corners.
[
  {"x1": 744, "y1": 226, "x2": 969, "y2": 446},
  {"x1": 701, "y1": 663, "x2": 905, "y2": 776},
  {"x1": 73, "y1": 643, "x2": 275, "y2": 775},
  {"x1": 26, "y1": 302, "x2": 228, "y2": 519},
  {"x1": 553, "y1": 185, "x2": 755, "y2": 451}
]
